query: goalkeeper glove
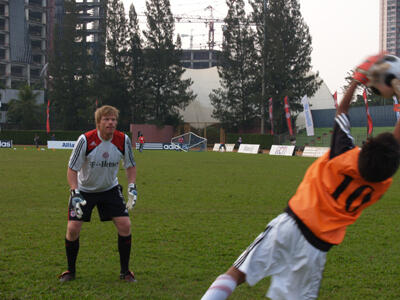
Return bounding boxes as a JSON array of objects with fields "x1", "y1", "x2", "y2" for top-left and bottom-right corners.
[
  {"x1": 70, "y1": 189, "x2": 87, "y2": 219},
  {"x1": 353, "y1": 53, "x2": 386, "y2": 85},
  {"x1": 127, "y1": 183, "x2": 137, "y2": 210}
]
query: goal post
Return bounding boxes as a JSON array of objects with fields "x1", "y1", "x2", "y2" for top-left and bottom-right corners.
[{"x1": 171, "y1": 132, "x2": 207, "y2": 152}]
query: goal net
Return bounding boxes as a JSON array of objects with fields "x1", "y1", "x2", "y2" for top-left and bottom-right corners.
[{"x1": 171, "y1": 132, "x2": 207, "y2": 152}]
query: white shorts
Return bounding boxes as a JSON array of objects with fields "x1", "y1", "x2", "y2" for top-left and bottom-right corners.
[{"x1": 233, "y1": 213, "x2": 327, "y2": 300}]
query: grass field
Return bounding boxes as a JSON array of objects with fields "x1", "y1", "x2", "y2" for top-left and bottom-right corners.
[{"x1": 1, "y1": 147, "x2": 400, "y2": 299}]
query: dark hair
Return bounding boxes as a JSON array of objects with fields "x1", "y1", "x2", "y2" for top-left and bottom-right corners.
[{"x1": 358, "y1": 132, "x2": 400, "y2": 182}]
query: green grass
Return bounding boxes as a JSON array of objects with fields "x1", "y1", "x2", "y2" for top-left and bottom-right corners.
[{"x1": 1, "y1": 147, "x2": 400, "y2": 299}]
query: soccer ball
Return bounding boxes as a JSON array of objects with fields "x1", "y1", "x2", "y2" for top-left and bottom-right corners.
[{"x1": 368, "y1": 54, "x2": 400, "y2": 97}]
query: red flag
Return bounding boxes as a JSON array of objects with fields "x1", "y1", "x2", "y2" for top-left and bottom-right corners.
[
  {"x1": 363, "y1": 89, "x2": 373, "y2": 135},
  {"x1": 268, "y1": 97, "x2": 274, "y2": 135},
  {"x1": 333, "y1": 91, "x2": 338, "y2": 109},
  {"x1": 284, "y1": 96, "x2": 293, "y2": 136},
  {"x1": 46, "y1": 99, "x2": 50, "y2": 133}
]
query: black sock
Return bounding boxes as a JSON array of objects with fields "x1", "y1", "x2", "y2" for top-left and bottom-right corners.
[
  {"x1": 118, "y1": 234, "x2": 131, "y2": 274},
  {"x1": 65, "y1": 238, "x2": 79, "y2": 273}
]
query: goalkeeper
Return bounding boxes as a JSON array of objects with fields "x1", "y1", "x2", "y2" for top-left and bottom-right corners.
[
  {"x1": 201, "y1": 53, "x2": 400, "y2": 299},
  {"x1": 58, "y1": 105, "x2": 138, "y2": 283}
]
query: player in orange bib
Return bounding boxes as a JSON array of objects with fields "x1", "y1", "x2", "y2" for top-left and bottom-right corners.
[{"x1": 202, "y1": 53, "x2": 400, "y2": 300}]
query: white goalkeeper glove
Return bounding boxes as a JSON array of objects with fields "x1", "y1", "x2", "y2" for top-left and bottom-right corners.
[
  {"x1": 70, "y1": 189, "x2": 87, "y2": 219},
  {"x1": 127, "y1": 183, "x2": 137, "y2": 210}
]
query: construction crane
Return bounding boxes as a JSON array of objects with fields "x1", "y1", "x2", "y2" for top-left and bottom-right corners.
[
  {"x1": 138, "y1": 6, "x2": 224, "y2": 51},
  {"x1": 180, "y1": 29, "x2": 207, "y2": 49}
]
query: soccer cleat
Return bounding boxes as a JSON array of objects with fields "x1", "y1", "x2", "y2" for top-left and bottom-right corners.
[
  {"x1": 58, "y1": 270, "x2": 75, "y2": 283},
  {"x1": 120, "y1": 270, "x2": 136, "y2": 282}
]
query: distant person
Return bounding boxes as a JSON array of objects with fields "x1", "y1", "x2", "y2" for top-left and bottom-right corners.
[
  {"x1": 201, "y1": 53, "x2": 400, "y2": 300},
  {"x1": 58, "y1": 105, "x2": 138, "y2": 283},
  {"x1": 236, "y1": 137, "x2": 242, "y2": 149},
  {"x1": 138, "y1": 134, "x2": 145, "y2": 152},
  {"x1": 178, "y1": 136, "x2": 184, "y2": 151},
  {"x1": 219, "y1": 143, "x2": 226, "y2": 152},
  {"x1": 51, "y1": 134, "x2": 56, "y2": 141},
  {"x1": 34, "y1": 134, "x2": 39, "y2": 148}
]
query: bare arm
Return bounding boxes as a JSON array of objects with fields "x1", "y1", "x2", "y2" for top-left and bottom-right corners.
[
  {"x1": 67, "y1": 168, "x2": 79, "y2": 190},
  {"x1": 126, "y1": 166, "x2": 136, "y2": 185},
  {"x1": 337, "y1": 81, "x2": 359, "y2": 115}
]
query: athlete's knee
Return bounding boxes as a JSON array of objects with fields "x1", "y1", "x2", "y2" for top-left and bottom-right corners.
[
  {"x1": 66, "y1": 221, "x2": 82, "y2": 241},
  {"x1": 226, "y1": 266, "x2": 246, "y2": 285},
  {"x1": 114, "y1": 217, "x2": 131, "y2": 235}
]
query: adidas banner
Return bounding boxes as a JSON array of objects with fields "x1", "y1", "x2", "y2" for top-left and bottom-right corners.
[{"x1": 0, "y1": 140, "x2": 13, "y2": 148}]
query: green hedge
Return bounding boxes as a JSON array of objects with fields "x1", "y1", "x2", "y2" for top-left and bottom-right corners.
[
  {"x1": 0, "y1": 130, "x2": 132, "y2": 145},
  {"x1": 226, "y1": 133, "x2": 274, "y2": 150}
]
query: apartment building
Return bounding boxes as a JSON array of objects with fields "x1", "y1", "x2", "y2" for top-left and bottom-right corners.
[
  {"x1": 0, "y1": 0, "x2": 47, "y2": 89},
  {"x1": 380, "y1": 0, "x2": 400, "y2": 56}
]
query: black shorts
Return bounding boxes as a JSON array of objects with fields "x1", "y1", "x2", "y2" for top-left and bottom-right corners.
[{"x1": 68, "y1": 185, "x2": 129, "y2": 222}]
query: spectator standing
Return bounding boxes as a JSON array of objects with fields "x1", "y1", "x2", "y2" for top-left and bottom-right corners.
[
  {"x1": 34, "y1": 134, "x2": 39, "y2": 148},
  {"x1": 138, "y1": 134, "x2": 145, "y2": 152}
]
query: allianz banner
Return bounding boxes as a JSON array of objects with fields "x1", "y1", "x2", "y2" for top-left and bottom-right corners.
[
  {"x1": 0, "y1": 140, "x2": 13, "y2": 148},
  {"x1": 47, "y1": 141, "x2": 76, "y2": 149}
]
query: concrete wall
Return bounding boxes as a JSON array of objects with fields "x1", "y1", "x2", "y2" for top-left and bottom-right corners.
[{"x1": 130, "y1": 124, "x2": 175, "y2": 146}]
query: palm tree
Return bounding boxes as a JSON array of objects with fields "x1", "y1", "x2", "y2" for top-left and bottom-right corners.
[{"x1": 7, "y1": 85, "x2": 42, "y2": 129}]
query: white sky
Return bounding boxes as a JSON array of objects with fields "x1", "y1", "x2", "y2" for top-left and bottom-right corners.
[{"x1": 122, "y1": 0, "x2": 380, "y2": 99}]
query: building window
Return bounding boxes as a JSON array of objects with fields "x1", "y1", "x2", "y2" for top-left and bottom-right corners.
[
  {"x1": 30, "y1": 68, "x2": 40, "y2": 78},
  {"x1": 31, "y1": 40, "x2": 42, "y2": 50},
  {"x1": 11, "y1": 80, "x2": 26, "y2": 90},
  {"x1": 0, "y1": 49, "x2": 5, "y2": 59},
  {"x1": 29, "y1": 0, "x2": 43, "y2": 7},
  {"x1": 33, "y1": 55, "x2": 42, "y2": 64},
  {"x1": 181, "y1": 51, "x2": 191, "y2": 60},
  {"x1": 193, "y1": 51, "x2": 210, "y2": 60},
  {"x1": 29, "y1": 11, "x2": 42, "y2": 23},
  {"x1": 0, "y1": 19, "x2": 4, "y2": 31},
  {"x1": 0, "y1": 64, "x2": 5, "y2": 75},
  {"x1": 11, "y1": 66, "x2": 24, "y2": 76},
  {"x1": 0, "y1": 5, "x2": 4, "y2": 16},
  {"x1": 29, "y1": 25, "x2": 42, "y2": 37},
  {"x1": 0, "y1": 34, "x2": 4, "y2": 46}
]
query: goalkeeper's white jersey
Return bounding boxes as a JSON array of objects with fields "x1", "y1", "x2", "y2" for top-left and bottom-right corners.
[{"x1": 68, "y1": 129, "x2": 135, "y2": 193}]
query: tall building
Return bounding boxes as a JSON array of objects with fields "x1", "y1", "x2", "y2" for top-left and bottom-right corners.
[
  {"x1": 0, "y1": 0, "x2": 47, "y2": 89},
  {"x1": 47, "y1": 0, "x2": 106, "y2": 68},
  {"x1": 380, "y1": 0, "x2": 400, "y2": 56}
]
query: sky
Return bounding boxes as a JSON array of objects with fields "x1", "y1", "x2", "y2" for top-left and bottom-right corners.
[{"x1": 122, "y1": 0, "x2": 380, "y2": 99}]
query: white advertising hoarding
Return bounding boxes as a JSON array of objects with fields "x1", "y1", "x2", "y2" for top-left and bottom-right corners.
[
  {"x1": 238, "y1": 144, "x2": 260, "y2": 154},
  {"x1": 269, "y1": 145, "x2": 295, "y2": 156},
  {"x1": 213, "y1": 143, "x2": 235, "y2": 152},
  {"x1": 47, "y1": 141, "x2": 76, "y2": 149},
  {"x1": 302, "y1": 146, "x2": 329, "y2": 158}
]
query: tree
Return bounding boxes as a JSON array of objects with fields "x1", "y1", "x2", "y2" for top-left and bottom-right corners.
[
  {"x1": 92, "y1": 0, "x2": 131, "y2": 130},
  {"x1": 143, "y1": 0, "x2": 195, "y2": 125},
  {"x1": 126, "y1": 3, "x2": 149, "y2": 124},
  {"x1": 250, "y1": 0, "x2": 321, "y2": 134},
  {"x1": 210, "y1": 0, "x2": 259, "y2": 131},
  {"x1": 48, "y1": 0, "x2": 92, "y2": 130},
  {"x1": 7, "y1": 85, "x2": 42, "y2": 129}
]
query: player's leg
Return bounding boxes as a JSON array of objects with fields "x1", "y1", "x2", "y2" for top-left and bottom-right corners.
[
  {"x1": 201, "y1": 267, "x2": 245, "y2": 300},
  {"x1": 201, "y1": 213, "x2": 297, "y2": 299},
  {"x1": 267, "y1": 233, "x2": 327, "y2": 300},
  {"x1": 98, "y1": 185, "x2": 135, "y2": 281},
  {"x1": 59, "y1": 192, "x2": 94, "y2": 282},
  {"x1": 113, "y1": 216, "x2": 135, "y2": 281}
]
